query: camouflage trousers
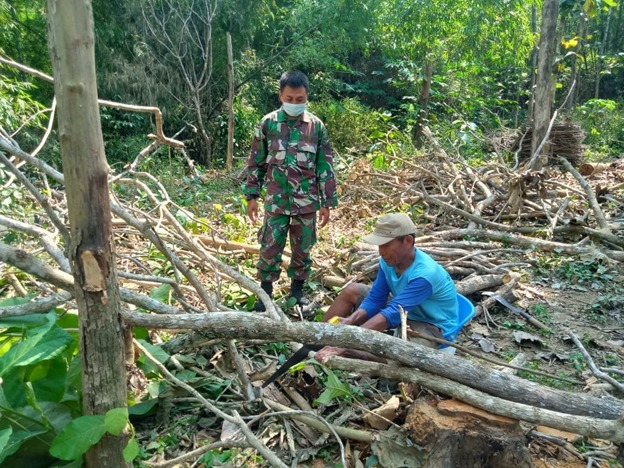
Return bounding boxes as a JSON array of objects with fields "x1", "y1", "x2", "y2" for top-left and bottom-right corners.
[{"x1": 257, "y1": 212, "x2": 317, "y2": 282}]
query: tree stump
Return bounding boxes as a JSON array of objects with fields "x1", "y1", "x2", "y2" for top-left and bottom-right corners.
[{"x1": 404, "y1": 397, "x2": 533, "y2": 468}]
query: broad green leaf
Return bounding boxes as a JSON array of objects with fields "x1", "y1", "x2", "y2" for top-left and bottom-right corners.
[
  {"x1": 368, "y1": 129, "x2": 386, "y2": 139},
  {"x1": 31, "y1": 359, "x2": 68, "y2": 403},
  {"x1": 149, "y1": 284, "x2": 171, "y2": 304},
  {"x1": 137, "y1": 339, "x2": 170, "y2": 364},
  {"x1": 65, "y1": 353, "x2": 82, "y2": 391},
  {"x1": 146, "y1": 381, "x2": 163, "y2": 399},
  {"x1": 37, "y1": 401, "x2": 73, "y2": 433},
  {"x1": 128, "y1": 398, "x2": 158, "y2": 416},
  {"x1": 133, "y1": 326, "x2": 149, "y2": 340},
  {"x1": 175, "y1": 370, "x2": 197, "y2": 382},
  {"x1": 0, "y1": 429, "x2": 47, "y2": 464},
  {"x1": 104, "y1": 407, "x2": 128, "y2": 435},
  {"x1": 25, "y1": 382, "x2": 53, "y2": 430},
  {"x1": 0, "y1": 314, "x2": 72, "y2": 377},
  {"x1": 0, "y1": 312, "x2": 48, "y2": 329},
  {"x1": 2, "y1": 368, "x2": 27, "y2": 408},
  {"x1": 0, "y1": 428, "x2": 12, "y2": 455},
  {"x1": 56, "y1": 311, "x2": 79, "y2": 330},
  {"x1": 136, "y1": 344, "x2": 168, "y2": 377},
  {"x1": 49, "y1": 415, "x2": 107, "y2": 460},
  {"x1": 314, "y1": 368, "x2": 353, "y2": 406},
  {"x1": 0, "y1": 294, "x2": 37, "y2": 308},
  {"x1": 122, "y1": 436, "x2": 139, "y2": 462},
  {"x1": 203, "y1": 450, "x2": 216, "y2": 466}
]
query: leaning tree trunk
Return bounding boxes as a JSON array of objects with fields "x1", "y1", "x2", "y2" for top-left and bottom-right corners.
[
  {"x1": 530, "y1": 0, "x2": 559, "y2": 170},
  {"x1": 46, "y1": 1, "x2": 130, "y2": 466}
]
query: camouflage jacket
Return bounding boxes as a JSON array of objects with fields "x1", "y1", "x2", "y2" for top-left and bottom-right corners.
[{"x1": 245, "y1": 108, "x2": 338, "y2": 215}]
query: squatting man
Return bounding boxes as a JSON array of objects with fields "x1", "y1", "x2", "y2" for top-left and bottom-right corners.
[{"x1": 315, "y1": 213, "x2": 459, "y2": 363}]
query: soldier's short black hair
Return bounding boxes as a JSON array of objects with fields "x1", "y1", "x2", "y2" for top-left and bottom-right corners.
[{"x1": 279, "y1": 71, "x2": 309, "y2": 91}]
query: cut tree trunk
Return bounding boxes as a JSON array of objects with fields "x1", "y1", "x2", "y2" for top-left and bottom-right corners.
[
  {"x1": 530, "y1": 0, "x2": 560, "y2": 170},
  {"x1": 404, "y1": 398, "x2": 533, "y2": 468},
  {"x1": 329, "y1": 357, "x2": 624, "y2": 442},
  {"x1": 46, "y1": 0, "x2": 130, "y2": 466}
]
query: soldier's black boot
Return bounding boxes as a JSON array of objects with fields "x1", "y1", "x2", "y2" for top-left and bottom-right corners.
[
  {"x1": 289, "y1": 279, "x2": 311, "y2": 307},
  {"x1": 253, "y1": 281, "x2": 273, "y2": 312}
]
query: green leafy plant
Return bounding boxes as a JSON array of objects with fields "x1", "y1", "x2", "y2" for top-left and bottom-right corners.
[
  {"x1": 0, "y1": 308, "x2": 79, "y2": 465},
  {"x1": 203, "y1": 448, "x2": 234, "y2": 466},
  {"x1": 0, "y1": 302, "x2": 148, "y2": 465},
  {"x1": 530, "y1": 304, "x2": 551, "y2": 324},
  {"x1": 49, "y1": 407, "x2": 137, "y2": 462},
  {"x1": 574, "y1": 99, "x2": 624, "y2": 155},
  {"x1": 313, "y1": 366, "x2": 356, "y2": 406}
]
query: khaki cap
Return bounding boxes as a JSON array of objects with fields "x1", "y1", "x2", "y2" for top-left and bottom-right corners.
[{"x1": 362, "y1": 213, "x2": 417, "y2": 246}]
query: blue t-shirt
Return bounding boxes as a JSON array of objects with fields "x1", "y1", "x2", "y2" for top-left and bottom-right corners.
[{"x1": 359, "y1": 248, "x2": 458, "y2": 337}]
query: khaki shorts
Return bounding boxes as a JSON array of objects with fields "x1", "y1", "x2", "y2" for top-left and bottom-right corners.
[{"x1": 353, "y1": 283, "x2": 441, "y2": 349}]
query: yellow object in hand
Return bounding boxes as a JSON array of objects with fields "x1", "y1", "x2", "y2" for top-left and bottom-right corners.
[{"x1": 328, "y1": 316, "x2": 340, "y2": 324}]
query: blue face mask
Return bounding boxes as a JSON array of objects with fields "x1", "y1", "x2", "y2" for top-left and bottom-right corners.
[{"x1": 282, "y1": 102, "x2": 307, "y2": 117}]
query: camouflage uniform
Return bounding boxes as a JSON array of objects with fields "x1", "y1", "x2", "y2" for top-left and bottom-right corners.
[{"x1": 245, "y1": 108, "x2": 338, "y2": 282}]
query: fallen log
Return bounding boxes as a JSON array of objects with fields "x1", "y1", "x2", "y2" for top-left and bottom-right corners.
[
  {"x1": 579, "y1": 162, "x2": 611, "y2": 177},
  {"x1": 122, "y1": 310, "x2": 624, "y2": 421},
  {"x1": 198, "y1": 235, "x2": 292, "y2": 259},
  {"x1": 455, "y1": 274, "x2": 509, "y2": 296},
  {"x1": 329, "y1": 357, "x2": 624, "y2": 443},
  {"x1": 320, "y1": 275, "x2": 348, "y2": 289}
]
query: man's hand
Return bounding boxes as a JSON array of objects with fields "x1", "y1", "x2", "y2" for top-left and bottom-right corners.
[
  {"x1": 318, "y1": 207, "x2": 331, "y2": 228},
  {"x1": 314, "y1": 346, "x2": 345, "y2": 363},
  {"x1": 247, "y1": 198, "x2": 259, "y2": 224}
]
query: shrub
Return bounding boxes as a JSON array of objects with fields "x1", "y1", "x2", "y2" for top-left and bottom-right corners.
[
  {"x1": 309, "y1": 98, "x2": 378, "y2": 154},
  {"x1": 573, "y1": 99, "x2": 624, "y2": 156}
]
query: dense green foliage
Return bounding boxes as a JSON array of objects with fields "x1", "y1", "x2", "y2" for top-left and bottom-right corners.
[{"x1": 2, "y1": 0, "x2": 623, "y2": 167}]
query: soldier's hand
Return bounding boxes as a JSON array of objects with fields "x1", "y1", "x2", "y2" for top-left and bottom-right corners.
[
  {"x1": 247, "y1": 199, "x2": 259, "y2": 224},
  {"x1": 318, "y1": 207, "x2": 330, "y2": 228}
]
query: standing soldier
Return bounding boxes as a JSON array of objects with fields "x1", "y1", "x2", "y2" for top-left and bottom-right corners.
[{"x1": 245, "y1": 71, "x2": 338, "y2": 311}]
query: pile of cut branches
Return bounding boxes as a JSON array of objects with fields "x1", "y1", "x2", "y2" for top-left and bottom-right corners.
[
  {"x1": 1, "y1": 58, "x2": 623, "y2": 466},
  {"x1": 326, "y1": 144, "x2": 623, "y2": 311}
]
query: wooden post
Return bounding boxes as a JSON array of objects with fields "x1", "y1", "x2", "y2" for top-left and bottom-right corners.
[
  {"x1": 226, "y1": 31, "x2": 234, "y2": 172},
  {"x1": 46, "y1": 0, "x2": 130, "y2": 466}
]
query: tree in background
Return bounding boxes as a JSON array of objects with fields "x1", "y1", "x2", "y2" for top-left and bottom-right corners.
[
  {"x1": 140, "y1": 0, "x2": 218, "y2": 165},
  {"x1": 375, "y1": 0, "x2": 534, "y2": 147}
]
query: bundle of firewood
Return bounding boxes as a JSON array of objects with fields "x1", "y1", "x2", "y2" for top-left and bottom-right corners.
[{"x1": 509, "y1": 120, "x2": 585, "y2": 165}]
